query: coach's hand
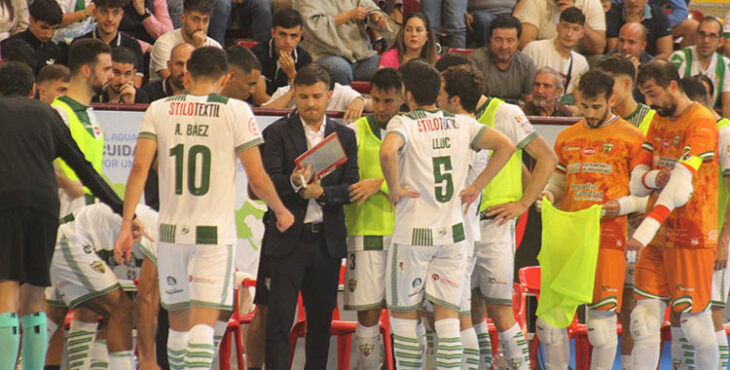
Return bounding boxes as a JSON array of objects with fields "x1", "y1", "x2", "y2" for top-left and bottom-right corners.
[
  {"x1": 486, "y1": 200, "x2": 530, "y2": 224},
  {"x1": 275, "y1": 208, "x2": 295, "y2": 232},
  {"x1": 349, "y1": 178, "x2": 384, "y2": 205},
  {"x1": 389, "y1": 185, "x2": 419, "y2": 210},
  {"x1": 459, "y1": 184, "x2": 481, "y2": 214},
  {"x1": 291, "y1": 164, "x2": 312, "y2": 188},
  {"x1": 114, "y1": 220, "x2": 135, "y2": 264}
]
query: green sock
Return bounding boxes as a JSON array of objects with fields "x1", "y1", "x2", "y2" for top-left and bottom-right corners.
[
  {"x1": 21, "y1": 312, "x2": 48, "y2": 370},
  {"x1": 0, "y1": 312, "x2": 20, "y2": 370}
]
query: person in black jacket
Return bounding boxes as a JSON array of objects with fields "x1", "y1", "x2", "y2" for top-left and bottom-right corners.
[
  {"x1": 260, "y1": 64, "x2": 358, "y2": 369},
  {"x1": 0, "y1": 61, "x2": 141, "y2": 370}
]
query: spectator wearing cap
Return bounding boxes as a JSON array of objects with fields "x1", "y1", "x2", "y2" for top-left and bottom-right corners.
[
  {"x1": 514, "y1": 0, "x2": 605, "y2": 55},
  {"x1": 1, "y1": 0, "x2": 67, "y2": 69},
  {"x1": 0, "y1": 0, "x2": 28, "y2": 42},
  {"x1": 605, "y1": 0, "x2": 672, "y2": 59},
  {"x1": 465, "y1": 0, "x2": 516, "y2": 47},
  {"x1": 469, "y1": 15, "x2": 535, "y2": 105},
  {"x1": 524, "y1": 66, "x2": 574, "y2": 117},
  {"x1": 119, "y1": 0, "x2": 173, "y2": 46}
]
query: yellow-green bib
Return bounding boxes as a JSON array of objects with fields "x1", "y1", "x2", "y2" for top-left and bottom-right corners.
[
  {"x1": 638, "y1": 109, "x2": 655, "y2": 136},
  {"x1": 718, "y1": 117, "x2": 730, "y2": 227}
]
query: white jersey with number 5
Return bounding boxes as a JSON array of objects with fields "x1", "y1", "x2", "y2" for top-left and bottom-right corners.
[
  {"x1": 386, "y1": 108, "x2": 487, "y2": 246},
  {"x1": 138, "y1": 94, "x2": 264, "y2": 245}
]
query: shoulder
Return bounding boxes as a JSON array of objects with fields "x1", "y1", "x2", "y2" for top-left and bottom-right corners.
[
  {"x1": 615, "y1": 118, "x2": 643, "y2": 137},
  {"x1": 649, "y1": 4, "x2": 670, "y2": 21},
  {"x1": 469, "y1": 47, "x2": 489, "y2": 63},
  {"x1": 572, "y1": 51, "x2": 589, "y2": 66},
  {"x1": 512, "y1": 50, "x2": 535, "y2": 68},
  {"x1": 263, "y1": 114, "x2": 293, "y2": 135},
  {"x1": 250, "y1": 41, "x2": 267, "y2": 55},
  {"x1": 332, "y1": 119, "x2": 356, "y2": 138},
  {"x1": 670, "y1": 48, "x2": 689, "y2": 64},
  {"x1": 206, "y1": 37, "x2": 222, "y2": 48}
]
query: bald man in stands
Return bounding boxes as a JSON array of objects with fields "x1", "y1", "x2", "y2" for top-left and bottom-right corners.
[
  {"x1": 141, "y1": 43, "x2": 194, "y2": 102},
  {"x1": 610, "y1": 22, "x2": 653, "y2": 71}
]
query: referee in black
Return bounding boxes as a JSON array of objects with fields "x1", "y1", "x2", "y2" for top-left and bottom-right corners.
[{"x1": 0, "y1": 61, "x2": 138, "y2": 369}]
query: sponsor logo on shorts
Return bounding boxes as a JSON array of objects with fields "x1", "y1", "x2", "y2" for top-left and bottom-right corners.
[
  {"x1": 89, "y1": 261, "x2": 106, "y2": 274},
  {"x1": 348, "y1": 279, "x2": 357, "y2": 293},
  {"x1": 432, "y1": 273, "x2": 439, "y2": 281},
  {"x1": 433, "y1": 274, "x2": 459, "y2": 287},
  {"x1": 189, "y1": 275, "x2": 216, "y2": 284},
  {"x1": 412, "y1": 278, "x2": 422, "y2": 288},
  {"x1": 601, "y1": 285, "x2": 618, "y2": 293},
  {"x1": 58, "y1": 281, "x2": 70, "y2": 288},
  {"x1": 487, "y1": 277, "x2": 508, "y2": 286},
  {"x1": 165, "y1": 288, "x2": 183, "y2": 294},
  {"x1": 166, "y1": 276, "x2": 177, "y2": 286},
  {"x1": 676, "y1": 284, "x2": 695, "y2": 292}
]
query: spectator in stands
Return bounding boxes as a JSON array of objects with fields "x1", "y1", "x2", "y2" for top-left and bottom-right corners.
[
  {"x1": 149, "y1": 0, "x2": 220, "y2": 82},
  {"x1": 724, "y1": 11, "x2": 730, "y2": 58},
  {"x1": 522, "y1": 7, "x2": 589, "y2": 97},
  {"x1": 296, "y1": 0, "x2": 392, "y2": 85},
  {"x1": 75, "y1": 0, "x2": 145, "y2": 87},
  {"x1": 513, "y1": 0, "x2": 605, "y2": 55},
  {"x1": 605, "y1": 0, "x2": 672, "y2": 59},
  {"x1": 420, "y1": 0, "x2": 466, "y2": 48},
  {"x1": 600, "y1": 0, "x2": 611, "y2": 13},
  {"x1": 119, "y1": 0, "x2": 173, "y2": 46},
  {"x1": 1, "y1": 0, "x2": 66, "y2": 70},
  {"x1": 608, "y1": 22, "x2": 653, "y2": 71},
  {"x1": 651, "y1": 0, "x2": 697, "y2": 49},
  {"x1": 469, "y1": 15, "x2": 535, "y2": 105},
  {"x1": 523, "y1": 66, "x2": 574, "y2": 116},
  {"x1": 226, "y1": 0, "x2": 273, "y2": 44},
  {"x1": 670, "y1": 17, "x2": 730, "y2": 117},
  {"x1": 378, "y1": 12, "x2": 439, "y2": 69},
  {"x1": 251, "y1": 9, "x2": 312, "y2": 97},
  {"x1": 0, "y1": 0, "x2": 28, "y2": 42},
  {"x1": 167, "y1": 0, "x2": 227, "y2": 44},
  {"x1": 140, "y1": 42, "x2": 192, "y2": 101},
  {"x1": 93, "y1": 46, "x2": 149, "y2": 103},
  {"x1": 0, "y1": 38, "x2": 38, "y2": 72},
  {"x1": 53, "y1": 0, "x2": 96, "y2": 43},
  {"x1": 221, "y1": 45, "x2": 262, "y2": 102},
  {"x1": 465, "y1": 0, "x2": 516, "y2": 47},
  {"x1": 37, "y1": 64, "x2": 70, "y2": 104}
]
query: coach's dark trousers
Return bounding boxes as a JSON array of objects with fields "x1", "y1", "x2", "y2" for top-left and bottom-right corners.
[{"x1": 265, "y1": 225, "x2": 341, "y2": 369}]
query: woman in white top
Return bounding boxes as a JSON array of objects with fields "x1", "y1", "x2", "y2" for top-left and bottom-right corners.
[{"x1": 0, "y1": 0, "x2": 29, "y2": 42}]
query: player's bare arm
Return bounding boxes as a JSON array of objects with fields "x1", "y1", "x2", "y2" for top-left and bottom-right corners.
[
  {"x1": 134, "y1": 257, "x2": 161, "y2": 370},
  {"x1": 239, "y1": 146, "x2": 294, "y2": 232},
  {"x1": 349, "y1": 178, "x2": 385, "y2": 205},
  {"x1": 462, "y1": 127, "x2": 516, "y2": 210},
  {"x1": 380, "y1": 132, "x2": 419, "y2": 208},
  {"x1": 717, "y1": 175, "x2": 730, "y2": 270}
]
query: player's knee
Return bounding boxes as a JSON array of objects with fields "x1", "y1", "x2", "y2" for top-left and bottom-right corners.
[
  {"x1": 587, "y1": 310, "x2": 618, "y2": 349},
  {"x1": 680, "y1": 311, "x2": 715, "y2": 349},
  {"x1": 536, "y1": 317, "x2": 567, "y2": 346},
  {"x1": 630, "y1": 300, "x2": 663, "y2": 343}
]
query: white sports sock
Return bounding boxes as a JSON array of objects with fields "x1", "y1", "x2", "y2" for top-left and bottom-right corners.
[
  {"x1": 355, "y1": 323, "x2": 381, "y2": 369},
  {"x1": 184, "y1": 324, "x2": 215, "y2": 370},
  {"x1": 500, "y1": 323, "x2": 529, "y2": 370},
  {"x1": 434, "y1": 318, "x2": 462, "y2": 370},
  {"x1": 213, "y1": 320, "x2": 228, "y2": 351},
  {"x1": 460, "y1": 327, "x2": 479, "y2": 370},
  {"x1": 89, "y1": 339, "x2": 109, "y2": 370},
  {"x1": 167, "y1": 329, "x2": 190, "y2": 370},
  {"x1": 67, "y1": 320, "x2": 97, "y2": 370},
  {"x1": 390, "y1": 317, "x2": 422, "y2": 369},
  {"x1": 681, "y1": 311, "x2": 719, "y2": 370},
  {"x1": 716, "y1": 329, "x2": 728, "y2": 370},
  {"x1": 425, "y1": 323, "x2": 437, "y2": 370},
  {"x1": 473, "y1": 321, "x2": 493, "y2": 368},
  {"x1": 536, "y1": 317, "x2": 569, "y2": 369},
  {"x1": 671, "y1": 326, "x2": 690, "y2": 370},
  {"x1": 588, "y1": 310, "x2": 618, "y2": 370},
  {"x1": 108, "y1": 350, "x2": 135, "y2": 370},
  {"x1": 621, "y1": 354, "x2": 632, "y2": 370}
]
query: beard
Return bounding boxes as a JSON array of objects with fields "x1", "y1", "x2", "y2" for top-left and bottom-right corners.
[
  {"x1": 91, "y1": 80, "x2": 105, "y2": 95},
  {"x1": 651, "y1": 96, "x2": 678, "y2": 117},
  {"x1": 532, "y1": 96, "x2": 554, "y2": 109},
  {"x1": 170, "y1": 73, "x2": 185, "y2": 90}
]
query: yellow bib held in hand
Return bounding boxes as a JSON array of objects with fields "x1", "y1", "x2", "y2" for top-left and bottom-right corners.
[{"x1": 537, "y1": 198, "x2": 602, "y2": 328}]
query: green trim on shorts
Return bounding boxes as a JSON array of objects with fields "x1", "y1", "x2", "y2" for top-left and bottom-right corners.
[
  {"x1": 190, "y1": 300, "x2": 233, "y2": 311},
  {"x1": 68, "y1": 284, "x2": 121, "y2": 309},
  {"x1": 588, "y1": 296, "x2": 618, "y2": 311},
  {"x1": 482, "y1": 297, "x2": 512, "y2": 305},
  {"x1": 161, "y1": 301, "x2": 191, "y2": 311},
  {"x1": 219, "y1": 245, "x2": 234, "y2": 306},
  {"x1": 45, "y1": 299, "x2": 67, "y2": 308},
  {"x1": 633, "y1": 286, "x2": 669, "y2": 300},
  {"x1": 344, "y1": 301, "x2": 386, "y2": 311},
  {"x1": 672, "y1": 295, "x2": 693, "y2": 313},
  {"x1": 390, "y1": 244, "x2": 400, "y2": 306},
  {"x1": 458, "y1": 310, "x2": 471, "y2": 317},
  {"x1": 425, "y1": 293, "x2": 460, "y2": 312},
  {"x1": 59, "y1": 236, "x2": 96, "y2": 292},
  {"x1": 711, "y1": 300, "x2": 727, "y2": 308},
  {"x1": 387, "y1": 302, "x2": 424, "y2": 313}
]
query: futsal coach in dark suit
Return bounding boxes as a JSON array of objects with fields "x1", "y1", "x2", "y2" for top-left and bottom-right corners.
[{"x1": 260, "y1": 64, "x2": 359, "y2": 370}]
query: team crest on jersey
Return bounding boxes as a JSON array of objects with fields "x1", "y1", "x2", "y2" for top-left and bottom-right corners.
[
  {"x1": 602, "y1": 142, "x2": 614, "y2": 154},
  {"x1": 248, "y1": 117, "x2": 259, "y2": 135},
  {"x1": 89, "y1": 261, "x2": 106, "y2": 274},
  {"x1": 348, "y1": 279, "x2": 357, "y2": 292},
  {"x1": 673, "y1": 135, "x2": 681, "y2": 148}
]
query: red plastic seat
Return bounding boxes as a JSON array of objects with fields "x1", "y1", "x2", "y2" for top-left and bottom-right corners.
[
  {"x1": 235, "y1": 40, "x2": 258, "y2": 49},
  {"x1": 219, "y1": 287, "x2": 245, "y2": 370},
  {"x1": 350, "y1": 81, "x2": 371, "y2": 94},
  {"x1": 446, "y1": 48, "x2": 474, "y2": 55},
  {"x1": 402, "y1": 0, "x2": 420, "y2": 17}
]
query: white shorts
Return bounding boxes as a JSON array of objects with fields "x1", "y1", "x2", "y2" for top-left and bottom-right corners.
[
  {"x1": 386, "y1": 242, "x2": 466, "y2": 312},
  {"x1": 157, "y1": 242, "x2": 236, "y2": 311},
  {"x1": 471, "y1": 218, "x2": 515, "y2": 305},
  {"x1": 343, "y1": 235, "x2": 391, "y2": 311},
  {"x1": 460, "y1": 241, "x2": 480, "y2": 315},
  {"x1": 48, "y1": 237, "x2": 120, "y2": 309},
  {"x1": 624, "y1": 261, "x2": 636, "y2": 288},
  {"x1": 711, "y1": 265, "x2": 730, "y2": 308}
]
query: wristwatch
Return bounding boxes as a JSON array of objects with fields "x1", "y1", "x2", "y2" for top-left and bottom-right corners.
[
  {"x1": 316, "y1": 191, "x2": 327, "y2": 206},
  {"x1": 141, "y1": 8, "x2": 152, "y2": 20}
]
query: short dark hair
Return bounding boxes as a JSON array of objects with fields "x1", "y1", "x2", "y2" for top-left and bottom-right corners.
[
  {"x1": 272, "y1": 8, "x2": 303, "y2": 29},
  {"x1": 370, "y1": 68, "x2": 402, "y2": 94},
  {"x1": 698, "y1": 16, "x2": 723, "y2": 35},
  {"x1": 37, "y1": 64, "x2": 71, "y2": 84},
  {"x1": 596, "y1": 54, "x2": 636, "y2": 80},
  {"x1": 183, "y1": 0, "x2": 213, "y2": 14},
  {"x1": 92, "y1": 0, "x2": 131, "y2": 9},
  {"x1": 111, "y1": 46, "x2": 137, "y2": 66},
  {"x1": 0, "y1": 61, "x2": 35, "y2": 96},
  {"x1": 226, "y1": 45, "x2": 262, "y2": 74},
  {"x1": 577, "y1": 70, "x2": 614, "y2": 100},
  {"x1": 399, "y1": 60, "x2": 440, "y2": 106},
  {"x1": 68, "y1": 39, "x2": 112, "y2": 75},
  {"x1": 490, "y1": 15, "x2": 522, "y2": 39},
  {"x1": 636, "y1": 59, "x2": 681, "y2": 90},
  {"x1": 187, "y1": 46, "x2": 228, "y2": 79},
  {"x1": 693, "y1": 74, "x2": 714, "y2": 98},
  {"x1": 434, "y1": 53, "x2": 472, "y2": 72},
  {"x1": 29, "y1": 0, "x2": 62, "y2": 26},
  {"x1": 560, "y1": 7, "x2": 585, "y2": 26},
  {"x1": 294, "y1": 64, "x2": 331, "y2": 89},
  {"x1": 1, "y1": 39, "x2": 38, "y2": 72},
  {"x1": 442, "y1": 65, "x2": 486, "y2": 113},
  {"x1": 680, "y1": 76, "x2": 709, "y2": 105}
]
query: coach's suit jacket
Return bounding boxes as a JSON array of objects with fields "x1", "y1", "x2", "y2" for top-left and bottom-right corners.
[{"x1": 260, "y1": 112, "x2": 359, "y2": 259}]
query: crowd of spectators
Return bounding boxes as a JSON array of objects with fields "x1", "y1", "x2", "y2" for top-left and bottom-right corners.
[{"x1": 0, "y1": 0, "x2": 728, "y2": 119}]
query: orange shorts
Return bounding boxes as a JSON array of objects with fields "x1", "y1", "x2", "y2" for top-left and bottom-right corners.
[
  {"x1": 634, "y1": 245, "x2": 714, "y2": 313},
  {"x1": 589, "y1": 248, "x2": 626, "y2": 312}
]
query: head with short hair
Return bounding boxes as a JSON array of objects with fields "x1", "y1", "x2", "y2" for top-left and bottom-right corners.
[
  {"x1": 293, "y1": 64, "x2": 332, "y2": 125},
  {"x1": 596, "y1": 54, "x2": 637, "y2": 104},
  {"x1": 389, "y1": 12, "x2": 439, "y2": 66},
  {"x1": 693, "y1": 74, "x2": 715, "y2": 105},
  {"x1": 92, "y1": 0, "x2": 130, "y2": 38},
  {"x1": 489, "y1": 15, "x2": 522, "y2": 64},
  {"x1": 438, "y1": 65, "x2": 487, "y2": 114},
  {"x1": 181, "y1": 0, "x2": 213, "y2": 41},
  {"x1": 531, "y1": 66, "x2": 564, "y2": 111},
  {"x1": 695, "y1": 17, "x2": 723, "y2": 59},
  {"x1": 221, "y1": 45, "x2": 262, "y2": 101},
  {"x1": 576, "y1": 70, "x2": 615, "y2": 127},
  {"x1": 1, "y1": 39, "x2": 38, "y2": 73},
  {"x1": 636, "y1": 60, "x2": 684, "y2": 117},
  {"x1": 370, "y1": 68, "x2": 403, "y2": 124},
  {"x1": 187, "y1": 46, "x2": 228, "y2": 80},
  {"x1": 434, "y1": 52, "x2": 472, "y2": 72},
  {"x1": 28, "y1": 0, "x2": 62, "y2": 42},
  {"x1": 68, "y1": 39, "x2": 114, "y2": 95},
  {"x1": 167, "y1": 43, "x2": 195, "y2": 90},
  {"x1": 37, "y1": 64, "x2": 70, "y2": 104},
  {"x1": 556, "y1": 7, "x2": 585, "y2": 50},
  {"x1": 0, "y1": 61, "x2": 35, "y2": 97},
  {"x1": 271, "y1": 8, "x2": 304, "y2": 53},
  {"x1": 624, "y1": 0, "x2": 648, "y2": 16},
  {"x1": 680, "y1": 76, "x2": 710, "y2": 106},
  {"x1": 108, "y1": 47, "x2": 137, "y2": 94},
  {"x1": 617, "y1": 22, "x2": 647, "y2": 59},
  {"x1": 399, "y1": 59, "x2": 441, "y2": 108}
]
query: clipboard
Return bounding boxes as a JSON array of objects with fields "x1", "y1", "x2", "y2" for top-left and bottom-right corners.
[{"x1": 295, "y1": 132, "x2": 348, "y2": 181}]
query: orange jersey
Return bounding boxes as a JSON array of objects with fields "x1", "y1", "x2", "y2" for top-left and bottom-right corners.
[
  {"x1": 637, "y1": 103, "x2": 719, "y2": 249},
  {"x1": 554, "y1": 117, "x2": 644, "y2": 250}
]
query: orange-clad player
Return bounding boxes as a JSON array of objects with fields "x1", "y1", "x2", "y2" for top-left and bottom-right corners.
[
  {"x1": 538, "y1": 70, "x2": 645, "y2": 370},
  {"x1": 626, "y1": 60, "x2": 719, "y2": 369}
]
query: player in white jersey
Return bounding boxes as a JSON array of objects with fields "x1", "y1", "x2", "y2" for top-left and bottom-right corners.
[
  {"x1": 380, "y1": 60, "x2": 515, "y2": 369},
  {"x1": 114, "y1": 47, "x2": 293, "y2": 370}
]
